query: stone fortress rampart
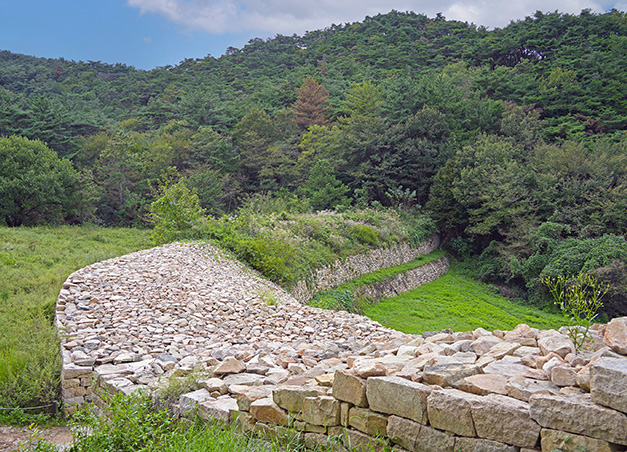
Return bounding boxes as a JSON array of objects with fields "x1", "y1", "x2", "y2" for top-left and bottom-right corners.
[{"x1": 55, "y1": 240, "x2": 627, "y2": 452}]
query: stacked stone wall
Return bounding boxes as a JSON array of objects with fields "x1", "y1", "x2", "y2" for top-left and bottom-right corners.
[
  {"x1": 290, "y1": 235, "x2": 440, "y2": 303},
  {"x1": 55, "y1": 241, "x2": 627, "y2": 452},
  {"x1": 173, "y1": 322, "x2": 627, "y2": 452},
  {"x1": 352, "y1": 256, "x2": 449, "y2": 304}
]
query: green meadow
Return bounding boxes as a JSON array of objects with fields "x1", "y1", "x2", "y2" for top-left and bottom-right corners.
[
  {"x1": 364, "y1": 266, "x2": 564, "y2": 334},
  {"x1": 0, "y1": 226, "x2": 151, "y2": 410}
]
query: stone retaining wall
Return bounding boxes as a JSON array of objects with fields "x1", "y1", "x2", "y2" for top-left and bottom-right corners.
[
  {"x1": 290, "y1": 235, "x2": 440, "y2": 303},
  {"x1": 352, "y1": 256, "x2": 450, "y2": 305},
  {"x1": 56, "y1": 242, "x2": 627, "y2": 452},
  {"x1": 165, "y1": 322, "x2": 627, "y2": 452}
]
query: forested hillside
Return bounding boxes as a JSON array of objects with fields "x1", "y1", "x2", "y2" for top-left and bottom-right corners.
[{"x1": 1, "y1": 9, "x2": 627, "y2": 315}]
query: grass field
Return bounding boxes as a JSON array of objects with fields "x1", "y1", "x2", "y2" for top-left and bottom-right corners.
[
  {"x1": 0, "y1": 226, "x2": 151, "y2": 410},
  {"x1": 363, "y1": 266, "x2": 565, "y2": 333}
]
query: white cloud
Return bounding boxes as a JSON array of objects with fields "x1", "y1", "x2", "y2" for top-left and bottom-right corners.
[{"x1": 127, "y1": 0, "x2": 620, "y2": 36}]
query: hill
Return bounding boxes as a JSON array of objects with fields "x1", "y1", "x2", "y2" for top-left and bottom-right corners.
[{"x1": 1, "y1": 9, "x2": 627, "y2": 314}]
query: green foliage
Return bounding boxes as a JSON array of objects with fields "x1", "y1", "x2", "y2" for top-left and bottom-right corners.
[
  {"x1": 0, "y1": 226, "x2": 150, "y2": 409},
  {"x1": 0, "y1": 136, "x2": 77, "y2": 226},
  {"x1": 544, "y1": 273, "x2": 608, "y2": 352},
  {"x1": 149, "y1": 178, "x2": 206, "y2": 245},
  {"x1": 185, "y1": 205, "x2": 419, "y2": 288},
  {"x1": 301, "y1": 160, "x2": 352, "y2": 211},
  {"x1": 68, "y1": 391, "x2": 178, "y2": 452}
]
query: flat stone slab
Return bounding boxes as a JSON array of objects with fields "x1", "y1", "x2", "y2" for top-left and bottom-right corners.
[
  {"x1": 530, "y1": 393, "x2": 627, "y2": 446},
  {"x1": 591, "y1": 357, "x2": 627, "y2": 414}
]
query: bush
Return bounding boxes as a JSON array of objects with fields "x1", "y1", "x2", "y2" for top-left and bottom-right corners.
[
  {"x1": 149, "y1": 179, "x2": 206, "y2": 245},
  {"x1": 0, "y1": 135, "x2": 77, "y2": 226}
]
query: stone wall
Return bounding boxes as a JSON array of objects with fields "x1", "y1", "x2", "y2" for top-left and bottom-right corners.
[
  {"x1": 290, "y1": 235, "x2": 440, "y2": 303},
  {"x1": 352, "y1": 256, "x2": 450, "y2": 305},
  {"x1": 169, "y1": 321, "x2": 627, "y2": 452},
  {"x1": 55, "y1": 242, "x2": 627, "y2": 452}
]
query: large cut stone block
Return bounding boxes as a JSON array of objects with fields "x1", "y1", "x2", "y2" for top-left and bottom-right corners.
[
  {"x1": 414, "y1": 424, "x2": 455, "y2": 452},
  {"x1": 423, "y1": 363, "x2": 481, "y2": 386},
  {"x1": 272, "y1": 385, "x2": 327, "y2": 413},
  {"x1": 387, "y1": 415, "x2": 421, "y2": 451},
  {"x1": 367, "y1": 376, "x2": 432, "y2": 424},
  {"x1": 302, "y1": 396, "x2": 340, "y2": 427},
  {"x1": 590, "y1": 357, "x2": 627, "y2": 414},
  {"x1": 198, "y1": 396, "x2": 238, "y2": 423},
  {"x1": 333, "y1": 370, "x2": 368, "y2": 407},
  {"x1": 348, "y1": 407, "x2": 388, "y2": 436},
  {"x1": 471, "y1": 394, "x2": 541, "y2": 448},
  {"x1": 62, "y1": 363, "x2": 93, "y2": 379},
  {"x1": 249, "y1": 397, "x2": 289, "y2": 426},
  {"x1": 530, "y1": 393, "x2": 627, "y2": 446},
  {"x1": 427, "y1": 388, "x2": 481, "y2": 437},
  {"x1": 541, "y1": 428, "x2": 624, "y2": 452}
]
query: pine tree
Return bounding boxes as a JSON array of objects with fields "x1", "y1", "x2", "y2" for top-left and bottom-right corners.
[{"x1": 293, "y1": 77, "x2": 329, "y2": 130}]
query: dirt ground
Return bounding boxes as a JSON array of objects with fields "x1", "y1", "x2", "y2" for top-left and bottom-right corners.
[{"x1": 0, "y1": 425, "x2": 74, "y2": 451}]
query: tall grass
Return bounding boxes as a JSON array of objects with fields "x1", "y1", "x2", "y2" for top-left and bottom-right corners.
[{"x1": 0, "y1": 226, "x2": 150, "y2": 409}]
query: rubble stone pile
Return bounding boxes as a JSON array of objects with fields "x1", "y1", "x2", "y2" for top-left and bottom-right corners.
[{"x1": 55, "y1": 242, "x2": 627, "y2": 452}]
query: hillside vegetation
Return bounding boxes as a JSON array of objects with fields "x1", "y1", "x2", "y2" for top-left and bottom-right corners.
[{"x1": 2, "y1": 9, "x2": 626, "y2": 313}]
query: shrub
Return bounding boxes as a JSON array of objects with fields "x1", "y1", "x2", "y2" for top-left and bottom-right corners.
[
  {"x1": 543, "y1": 273, "x2": 608, "y2": 352},
  {"x1": 149, "y1": 179, "x2": 205, "y2": 245}
]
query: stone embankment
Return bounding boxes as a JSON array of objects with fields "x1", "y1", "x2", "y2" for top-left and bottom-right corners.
[
  {"x1": 56, "y1": 242, "x2": 627, "y2": 452},
  {"x1": 352, "y1": 256, "x2": 449, "y2": 304},
  {"x1": 55, "y1": 243, "x2": 408, "y2": 411},
  {"x1": 290, "y1": 235, "x2": 440, "y2": 303}
]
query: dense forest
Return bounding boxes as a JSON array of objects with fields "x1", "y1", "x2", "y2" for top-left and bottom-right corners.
[{"x1": 1, "y1": 9, "x2": 627, "y2": 315}]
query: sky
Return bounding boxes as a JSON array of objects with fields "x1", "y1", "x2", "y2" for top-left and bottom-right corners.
[{"x1": 1, "y1": 0, "x2": 625, "y2": 70}]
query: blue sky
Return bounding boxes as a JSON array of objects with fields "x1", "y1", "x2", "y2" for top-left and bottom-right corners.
[{"x1": 1, "y1": 0, "x2": 624, "y2": 70}]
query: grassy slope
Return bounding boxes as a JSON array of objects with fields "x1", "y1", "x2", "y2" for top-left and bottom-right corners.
[
  {"x1": 363, "y1": 266, "x2": 565, "y2": 334},
  {"x1": 0, "y1": 226, "x2": 151, "y2": 408}
]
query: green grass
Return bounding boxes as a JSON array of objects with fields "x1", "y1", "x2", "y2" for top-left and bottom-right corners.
[
  {"x1": 41, "y1": 391, "x2": 358, "y2": 452},
  {"x1": 0, "y1": 225, "x2": 151, "y2": 411},
  {"x1": 363, "y1": 266, "x2": 565, "y2": 334},
  {"x1": 309, "y1": 250, "x2": 446, "y2": 311}
]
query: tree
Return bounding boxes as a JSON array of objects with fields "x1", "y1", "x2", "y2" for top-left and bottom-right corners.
[
  {"x1": 0, "y1": 135, "x2": 77, "y2": 226},
  {"x1": 149, "y1": 178, "x2": 206, "y2": 245},
  {"x1": 343, "y1": 81, "x2": 383, "y2": 117},
  {"x1": 293, "y1": 77, "x2": 329, "y2": 129},
  {"x1": 232, "y1": 108, "x2": 277, "y2": 187},
  {"x1": 301, "y1": 160, "x2": 352, "y2": 211}
]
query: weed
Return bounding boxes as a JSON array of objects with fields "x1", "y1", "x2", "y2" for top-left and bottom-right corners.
[
  {"x1": 255, "y1": 288, "x2": 280, "y2": 306},
  {"x1": 544, "y1": 273, "x2": 608, "y2": 352}
]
